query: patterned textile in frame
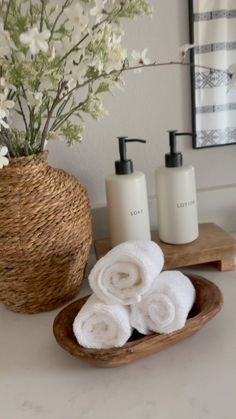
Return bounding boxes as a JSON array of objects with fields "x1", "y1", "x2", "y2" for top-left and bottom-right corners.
[{"x1": 190, "y1": 0, "x2": 236, "y2": 147}]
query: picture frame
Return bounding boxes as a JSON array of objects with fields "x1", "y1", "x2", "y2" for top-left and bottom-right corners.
[{"x1": 189, "y1": 0, "x2": 236, "y2": 148}]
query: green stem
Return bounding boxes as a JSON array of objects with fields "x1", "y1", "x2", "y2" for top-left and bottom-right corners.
[
  {"x1": 4, "y1": 0, "x2": 12, "y2": 29},
  {"x1": 47, "y1": 57, "x2": 232, "y2": 136},
  {"x1": 40, "y1": 81, "x2": 67, "y2": 150},
  {"x1": 56, "y1": 93, "x2": 72, "y2": 117},
  {"x1": 20, "y1": 83, "x2": 28, "y2": 100},
  {"x1": 58, "y1": 59, "x2": 231, "y2": 106},
  {"x1": 40, "y1": 0, "x2": 46, "y2": 32},
  {"x1": 49, "y1": 0, "x2": 72, "y2": 42},
  {"x1": 29, "y1": 109, "x2": 35, "y2": 144},
  {"x1": 49, "y1": 92, "x2": 74, "y2": 131},
  {"x1": 0, "y1": 130, "x2": 17, "y2": 157},
  {"x1": 52, "y1": 102, "x2": 83, "y2": 132},
  {"x1": 17, "y1": 96, "x2": 29, "y2": 141},
  {"x1": 122, "y1": 60, "x2": 231, "y2": 76},
  {"x1": 57, "y1": 71, "x2": 106, "y2": 105},
  {"x1": 34, "y1": 113, "x2": 42, "y2": 139},
  {"x1": 29, "y1": 0, "x2": 34, "y2": 26},
  {"x1": 58, "y1": 32, "x2": 90, "y2": 64}
]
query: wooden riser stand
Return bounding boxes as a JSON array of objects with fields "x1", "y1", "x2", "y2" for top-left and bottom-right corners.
[{"x1": 94, "y1": 223, "x2": 236, "y2": 272}]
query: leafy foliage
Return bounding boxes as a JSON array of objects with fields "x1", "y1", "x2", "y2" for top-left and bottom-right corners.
[{"x1": 0, "y1": 0, "x2": 152, "y2": 157}]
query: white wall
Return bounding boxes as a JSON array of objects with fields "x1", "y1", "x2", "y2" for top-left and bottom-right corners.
[{"x1": 47, "y1": 0, "x2": 236, "y2": 237}]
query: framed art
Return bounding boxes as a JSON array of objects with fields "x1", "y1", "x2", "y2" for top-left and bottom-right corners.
[{"x1": 189, "y1": 0, "x2": 236, "y2": 148}]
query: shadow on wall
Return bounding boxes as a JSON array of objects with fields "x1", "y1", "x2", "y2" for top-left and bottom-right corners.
[{"x1": 91, "y1": 206, "x2": 110, "y2": 239}]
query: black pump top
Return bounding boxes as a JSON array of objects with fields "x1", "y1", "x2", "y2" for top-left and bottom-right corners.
[
  {"x1": 165, "y1": 131, "x2": 193, "y2": 167},
  {"x1": 115, "y1": 136, "x2": 146, "y2": 175}
]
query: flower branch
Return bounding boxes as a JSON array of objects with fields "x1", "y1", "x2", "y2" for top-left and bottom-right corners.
[
  {"x1": 49, "y1": 0, "x2": 72, "y2": 42},
  {"x1": 40, "y1": 80, "x2": 67, "y2": 150},
  {"x1": 40, "y1": 0, "x2": 46, "y2": 32},
  {"x1": 0, "y1": 0, "x2": 235, "y2": 160},
  {"x1": 58, "y1": 4, "x2": 124, "y2": 65},
  {"x1": 123, "y1": 60, "x2": 232, "y2": 77},
  {"x1": 4, "y1": 0, "x2": 12, "y2": 28}
]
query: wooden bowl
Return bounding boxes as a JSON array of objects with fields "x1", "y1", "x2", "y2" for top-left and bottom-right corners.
[{"x1": 53, "y1": 274, "x2": 223, "y2": 368}]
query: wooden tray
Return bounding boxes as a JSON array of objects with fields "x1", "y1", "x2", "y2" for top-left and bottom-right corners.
[
  {"x1": 53, "y1": 274, "x2": 223, "y2": 367},
  {"x1": 94, "y1": 223, "x2": 236, "y2": 272}
]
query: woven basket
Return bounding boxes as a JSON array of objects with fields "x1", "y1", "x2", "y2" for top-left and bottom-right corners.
[{"x1": 0, "y1": 151, "x2": 92, "y2": 313}]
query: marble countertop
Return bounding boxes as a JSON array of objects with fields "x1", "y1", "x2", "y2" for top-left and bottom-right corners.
[{"x1": 1, "y1": 257, "x2": 236, "y2": 419}]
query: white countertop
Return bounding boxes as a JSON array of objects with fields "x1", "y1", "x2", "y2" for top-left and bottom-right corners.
[{"x1": 1, "y1": 257, "x2": 236, "y2": 419}]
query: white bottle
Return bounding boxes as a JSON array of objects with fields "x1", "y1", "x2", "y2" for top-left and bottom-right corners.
[
  {"x1": 106, "y1": 137, "x2": 151, "y2": 247},
  {"x1": 155, "y1": 131, "x2": 199, "y2": 245}
]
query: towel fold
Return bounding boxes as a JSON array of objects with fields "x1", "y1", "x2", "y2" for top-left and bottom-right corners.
[
  {"x1": 88, "y1": 240, "x2": 164, "y2": 305},
  {"x1": 130, "y1": 270, "x2": 196, "y2": 334},
  {"x1": 73, "y1": 294, "x2": 132, "y2": 349}
]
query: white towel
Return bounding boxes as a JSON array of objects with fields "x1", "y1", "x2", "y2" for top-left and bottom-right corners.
[
  {"x1": 88, "y1": 240, "x2": 164, "y2": 305},
  {"x1": 130, "y1": 271, "x2": 196, "y2": 334},
  {"x1": 73, "y1": 294, "x2": 132, "y2": 349}
]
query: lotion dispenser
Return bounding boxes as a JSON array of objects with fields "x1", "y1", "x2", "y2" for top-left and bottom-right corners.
[
  {"x1": 155, "y1": 131, "x2": 199, "y2": 245},
  {"x1": 106, "y1": 136, "x2": 151, "y2": 247}
]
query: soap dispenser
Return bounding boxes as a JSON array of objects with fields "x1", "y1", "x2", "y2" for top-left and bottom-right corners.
[
  {"x1": 106, "y1": 136, "x2": 151, "y2": 247},
  {"x1": 155, "y1": 131, "x2": 199, "y2": 245}
]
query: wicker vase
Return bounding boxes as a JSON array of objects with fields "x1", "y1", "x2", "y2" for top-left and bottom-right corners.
[{"x1": 0, "y1": 152, "x2": 92, "y2": 313}]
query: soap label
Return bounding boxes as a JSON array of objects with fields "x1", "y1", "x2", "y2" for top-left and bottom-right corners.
[{"x1": 130, "y1": 209, "x2": 144, "y2": 216}]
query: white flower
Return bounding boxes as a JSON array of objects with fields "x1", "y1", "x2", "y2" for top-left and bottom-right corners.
[
  {"x1": 64, "y1": 47, "x2": 84, "y2": 75},
  {"x1": 0, "y1": 77, "x2": 8, "y2": 89},
  {"x1": 180, "y1": 43, "x2": 195, "y2": 59},
  {"x1": 103, "y1": 31, "x2": 127, "y2": 73},
  {"x1": 0, "y1": 114, "x2": 9, "y2": 129},
  {"x1": 45, "y1": 3, "x2": 59, "y2": 17},
  {"x1": 0, "y1": 89, "x2": 14, "y2": 129},
  {"x1": 130, "y1": 48, "x2": 150, "y2": 72},
  {"x1": 15, "y1": 51, "x2": 26, "y2": 62},
  {"x1": 0, "y1": 23, "x2": 16, "y2": 57},
  {"x1": 65, "y1": 3, "x2": 88, "y2": 34},
  {"x1": 67, "y1": 63, "x2": 87, "y2": 90},
  {"x1": 48, "y1": 46, "x2": 56, "y2": 62},
  {"x1": 0, "y1": 89, "x2": 15, "y2": 120},
  {"x1": 87, "y1": 94, "x2": 108, "y2": 120},
  {"x1": 0, "y1": 146, "x2": 9, "y2": 169},
  {"x1": 104, "y1": 45, "x2": 127, "y2": 73},
  {"x1": 110, "y1": 76, "x2": 125, "y2": 91},
  {"x1": 227, "y1": 64, "x2": 236, "y2": 92},
  {"x1": 0, "y1": 77, "x2": 16, "y2": 92},
  {"x1": 54, "y1": 38, "x2": 71, "y2": 58},
  {"x1": 90, "y1": 0, "x2": 107, "y2": 22},
  {"x1": 27, "y1": 91, "x2": 43, "y2": 112},
  {"x1": 20, "y1": 27, "x2": 50, "y2": 55}
]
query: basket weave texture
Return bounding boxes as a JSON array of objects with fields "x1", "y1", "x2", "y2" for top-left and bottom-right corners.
[{"x1": 0, "y1": 152, "x2": 92, "y2": 313}]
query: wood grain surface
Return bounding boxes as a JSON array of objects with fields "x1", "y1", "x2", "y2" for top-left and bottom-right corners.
[
  {"x1": 53, "y1": 274, "x2": 223, "y2": 368},
  {"x1": 94, "y1": 223, "x2": 236, "y2": 272}
]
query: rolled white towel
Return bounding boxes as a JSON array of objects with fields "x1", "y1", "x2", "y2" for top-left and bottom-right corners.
[
  {"x1": 88, "y1": 240, "x2": 164, "y2": 305},
  {"x1": 73, "y1": 294, "x2": 132, "y2": 349},
  {"x1": 130, "y1": 271, "x2": 196, "y2": 334}
]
